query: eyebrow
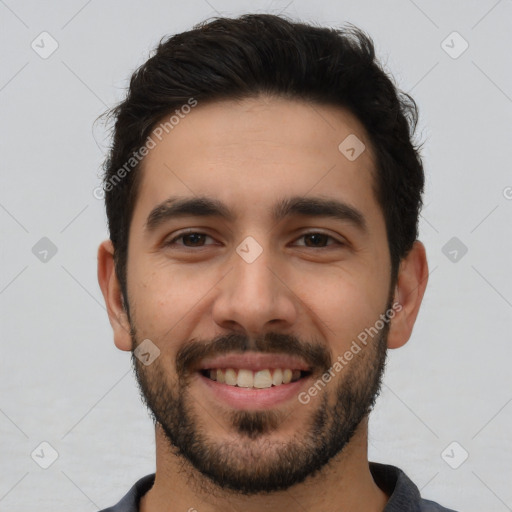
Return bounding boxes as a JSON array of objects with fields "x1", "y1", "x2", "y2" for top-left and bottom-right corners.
[{"x1": 144, "y1": 195, "x2": 367, "y2": 234}]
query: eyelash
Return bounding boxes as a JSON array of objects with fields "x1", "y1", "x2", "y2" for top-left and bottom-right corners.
[{"x1": 164, "y1": 231, "x2": 344, "y2": 249}]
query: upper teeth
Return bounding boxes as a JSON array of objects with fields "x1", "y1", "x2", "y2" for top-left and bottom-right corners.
[{"x1": 207, "y1": 368, "x2": 302, "y2": 388}]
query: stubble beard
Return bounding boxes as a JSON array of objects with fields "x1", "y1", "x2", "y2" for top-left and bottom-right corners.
[{"x1": 130, "y1": 319, "x2": 389, "y2": 495}]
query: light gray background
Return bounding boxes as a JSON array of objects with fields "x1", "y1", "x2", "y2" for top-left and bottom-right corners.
[{"x1": 1, "y1": 1, "x2": 511, "y2": 511}]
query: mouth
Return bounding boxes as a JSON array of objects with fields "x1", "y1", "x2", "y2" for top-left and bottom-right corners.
[
  {"x1": 194, "y1": 353, "x2": 315, "y2": 409},
  {"x1": 199, "y1": 368, "x2": 312, "y2": 388}
]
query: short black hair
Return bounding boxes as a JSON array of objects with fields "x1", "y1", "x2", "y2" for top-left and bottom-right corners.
[{"x1": 101, "y1": 13, "x2": 424, "y2": 307}]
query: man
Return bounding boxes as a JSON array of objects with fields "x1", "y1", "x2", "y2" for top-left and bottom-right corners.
[{"x1": 97, "y1": 13, "x2": 456, "y2": 512}]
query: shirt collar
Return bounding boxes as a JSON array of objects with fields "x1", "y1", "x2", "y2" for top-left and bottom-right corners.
[{"x1": 100, "y1": 462, "x2": 430, "y2": 512}]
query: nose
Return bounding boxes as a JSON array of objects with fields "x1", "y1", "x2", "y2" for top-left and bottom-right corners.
[{"x1": 212, "y1": 243, "x2": 299, "y2": 336}]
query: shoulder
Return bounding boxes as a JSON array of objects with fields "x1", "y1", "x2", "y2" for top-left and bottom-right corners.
[
  {"x1": 369, "y1": 462, "x2": 459, "y2": 512},
  {"x1": 97, "y1": 474, "x2": 155, "y2": 512},
  {"x1": 419, "y1": 498, "x2": 458, "y2": 511}
]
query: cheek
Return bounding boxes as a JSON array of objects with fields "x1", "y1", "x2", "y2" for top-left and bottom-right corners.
[
  {"x1": 296, "y1": 265, "x2": 387, "y2": 353},
  {"x1": 128, "y1": 258, "x2": 216, "y2": 339}
]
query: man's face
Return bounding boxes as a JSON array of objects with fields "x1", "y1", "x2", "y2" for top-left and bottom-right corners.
[{"x1": 125, "y1": 96, "x2": 394, "y2": 494}]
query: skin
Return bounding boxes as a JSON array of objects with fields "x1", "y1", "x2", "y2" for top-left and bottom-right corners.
[{"x1": 98, "y1": 96, "x2": 428, "y2": 512}]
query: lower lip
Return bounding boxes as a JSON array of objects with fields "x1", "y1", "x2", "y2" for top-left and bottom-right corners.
[{"x1": 197, "y1": 372, "x2": 311, "y2": 410}]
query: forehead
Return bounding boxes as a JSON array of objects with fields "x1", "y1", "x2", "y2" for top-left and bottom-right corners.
[{"x1": 133, "y1": 96, "x2": 383, "y2": 231}]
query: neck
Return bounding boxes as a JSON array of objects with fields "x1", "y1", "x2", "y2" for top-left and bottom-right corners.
[{"x1": 140, "y1": 419, "x2": 389, "y2": 512}]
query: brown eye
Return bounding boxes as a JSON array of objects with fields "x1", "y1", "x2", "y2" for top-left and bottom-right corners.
[
  {"x1": 303, "y1": 233, "x2": 330, "y2": 247},
  {"x1": 294, "y1": 232, "x2": 341, "y2": 248},
  {"x1": 181, "y1": 233, "x2": 207, "y2": 246},
  {"x1": 165, "y1": 232, "x2": 215, "y2": 247}
]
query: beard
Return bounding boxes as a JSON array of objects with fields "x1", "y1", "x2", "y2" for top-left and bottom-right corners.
[{"x1": 130, "y1": 307, "x2": 390, "y2": 496}]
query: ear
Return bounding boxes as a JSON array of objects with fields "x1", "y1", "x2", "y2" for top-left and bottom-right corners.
[
  {"x1": 97, "y1": 239, "x2": 132, "y2": 351},
  {"x1": 387, "y1": 240, "x2": 429, "y2": 349}
]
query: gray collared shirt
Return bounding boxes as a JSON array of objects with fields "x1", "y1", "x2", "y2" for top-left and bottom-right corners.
[{"x1": 98, "y1": 462, "x2": 458, "y2": 511}]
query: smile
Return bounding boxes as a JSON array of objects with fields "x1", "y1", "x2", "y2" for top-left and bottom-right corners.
[{"x1": 200, "y1": 368, "x2": 311, "y2": 389}]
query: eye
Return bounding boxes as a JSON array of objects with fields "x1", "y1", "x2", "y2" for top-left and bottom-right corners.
[
  {"x1": 165, "y1": 231, "x2": 216, "y2": 248},
  {"x1": 292, "y1": 232, "x2": 343, "y2": 248},
  {"x1": 163, "y1": 231, "x2": 343, "y2": 249}
]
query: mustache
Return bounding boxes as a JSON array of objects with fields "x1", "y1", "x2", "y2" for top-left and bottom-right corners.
[{"x1": 175, "y1": 332, "x2": 333, "y2": 378}]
